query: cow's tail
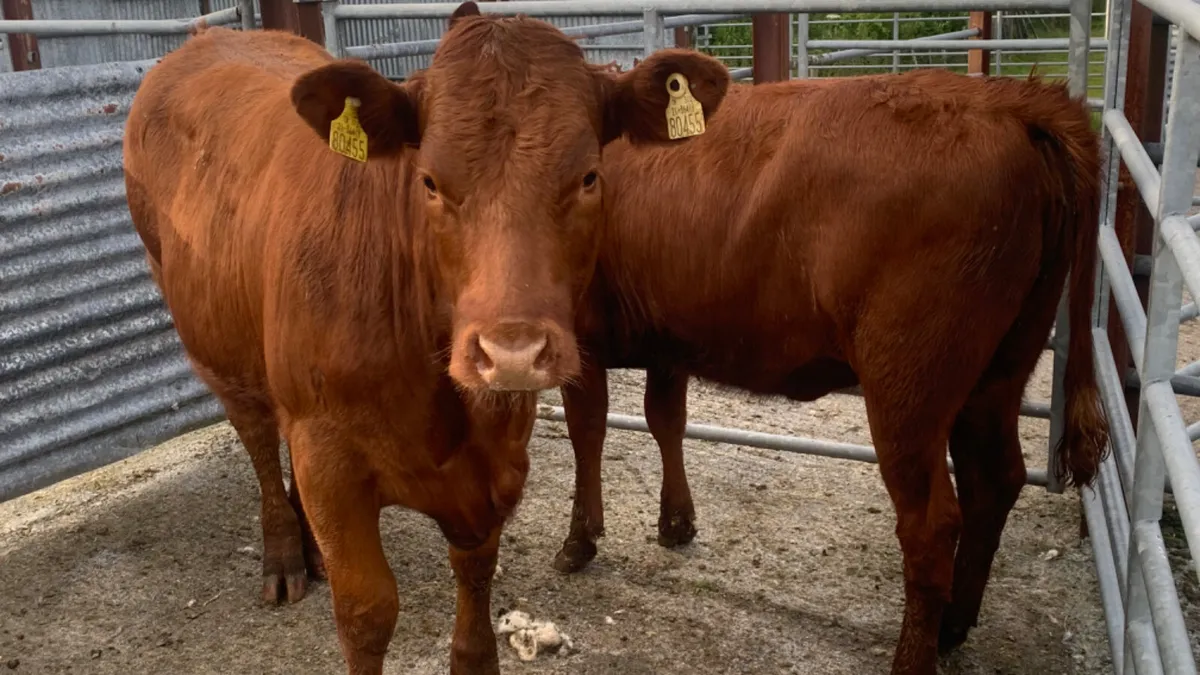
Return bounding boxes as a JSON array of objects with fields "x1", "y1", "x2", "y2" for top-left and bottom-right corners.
[{"x1": 1023, "y1": 78, "x2": 1109, "y2": 489}]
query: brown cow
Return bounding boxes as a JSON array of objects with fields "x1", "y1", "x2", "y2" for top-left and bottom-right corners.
[
  {"x1": 121, "y1": 6, "x2": 729, "y2": 673},
  {"x1": 554, "y1": 69, "x2": 1107, "y2": 675}
]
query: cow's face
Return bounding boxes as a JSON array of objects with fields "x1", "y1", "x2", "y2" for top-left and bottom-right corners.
[{"x1": 291, "y1": 2, "x2": 730, "y2": 395}]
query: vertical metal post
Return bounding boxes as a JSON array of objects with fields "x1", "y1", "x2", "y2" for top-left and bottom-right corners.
[
  {"x1": 322, "y1": 0, "x2": 340, "y2": 57},
  {"x1": 238, "y1": 0, "x2": 256, "y2": 30},
  {"x1": 995, "y1": 11, "x2": 1003, "y2": 76},
  {"x1": 642, "y1": 9, "x2": 664, "y2": 58},
  {"x1": 1122, "y1": 28, "x2": 1200, "y2": 675},
  {"x1": 1047, "y1": 0, "x2": 1096, "y2": 495},
  {"x1": 1067, "y1": 0, "x2": 1091, "y2": 97},
  {"x1": 795, "y1": 12, "x2": 809, "y2": 78},
  {"x1": 892, "y1": 12, "x2": 900, "y2": 74}
]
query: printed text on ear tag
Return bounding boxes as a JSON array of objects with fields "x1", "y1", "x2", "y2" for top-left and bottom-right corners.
[
  {"x1": 329, "y1": 97, "x2": 368, "y2": 162},
  {"x1": 664, "y1": 73, "x2": 705, "y2": 140}
]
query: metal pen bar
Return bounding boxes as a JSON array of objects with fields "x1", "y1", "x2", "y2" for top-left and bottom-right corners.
[
  {"x1": 239, "y1": 0, "x2": 256, "y2": 30},
  {"x1": 1098, "y1": 227, "x2": 1148, "y2": 380},
  {"x1": 0, "y1": 8, "x2": 241, "y2": 35},
  {"x1": 1066, "y1": 0, "x2": 1091, "y2": 98},
  {"x1": 807, "y1": 27, "x2": 979, "y2": 65},
  {"x1": 643, "y1": 9, "x2": 664, "y2": 57},
  {"x1": 534, "y1": 405, "x2": 1052, "y2": 487},
  {"x1": 1098, "y1": 0, "x2": 1134, "y2": 240},
  {"x1": 1162, "y1": 215, "x2": 1200, "y2": 307},
  {"x1": 1122, "y1": 28, "x2": 1200, "y2": 672},
  {"x1": 1103, "y1": 109, "x2": 1163, "y2": 218},
  {"x1": 1135, "y1": 0, "x2": 1200, "y2": 42},
  {"x1": 323, "y1": 0, "x2": 341, "y2": 57},
  {"x1": 1097, "y1": 454, "x2": 1131, "y2": 594},
  {"x1": 729, "y1": 67, "x2": 753, "y2": 80},
  {"x1": 796, "y1": 12, "x2": 810, "y2": 77},
  {"x1": 1093, "y1": 330, "x2": 1138, "y2": 495},
  {"x1": 805, "y1": 37, "x2": 1107, "y2": 50},
  {"x1": 1145, "y1": 382, "x2": 1200, "y2": 586},
  {"x1": 344, "y1": 13, "x2": 745, "y2": 60},
  {"x1": 1131, "y1": 521, "x2": 1199, "y2": 674},
  {"x1": 1083, "y1": 483, "x2": 1127, "y2": 674},
  {"x1": 333, "y1": 0, "x2": 1075, "y2": 20}
]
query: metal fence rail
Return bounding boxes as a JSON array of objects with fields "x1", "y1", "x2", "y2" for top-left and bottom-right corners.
[{"x1": 1084, "y1": 0, "x2": 1200, "y2": 666}]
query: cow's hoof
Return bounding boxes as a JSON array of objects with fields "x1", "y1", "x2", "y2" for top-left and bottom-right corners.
[
  {"x1": 261, "y1": 545, "x2": 310, "y2": 605},
  {"x1": 552, "y1": 538, "x2": 597, "y2": 574},
  {"x1": 657, "y1": 512, "x2": 697, "y2": 548},
  {"x1": 937, "y1": 622, "x2": 971, "y2": 654}
]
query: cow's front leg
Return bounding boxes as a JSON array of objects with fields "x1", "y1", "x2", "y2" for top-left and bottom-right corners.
[
  {"x1": 291, "y1": 434, "x2": 397, "y2": 675},
  {"x1": 449, "y1": 527, "x2": 502, "y2": 675}
]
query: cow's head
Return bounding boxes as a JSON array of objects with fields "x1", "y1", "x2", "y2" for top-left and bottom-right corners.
[{"x1": 291, "y1": 2, "x2": 729, "y2": 394}]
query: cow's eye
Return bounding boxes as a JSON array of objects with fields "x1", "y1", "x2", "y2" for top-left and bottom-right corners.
[
  {"x1": 581, "y1": 171, "x2": 598, "y2": 190},
  {"x1": 423, "y1": 176, "x2": 438, "y2": 196}
]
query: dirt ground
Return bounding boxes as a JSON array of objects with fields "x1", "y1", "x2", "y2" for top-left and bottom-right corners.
[{"x1": 4, "y1": 299, "x2": 1200, "y2": 675}]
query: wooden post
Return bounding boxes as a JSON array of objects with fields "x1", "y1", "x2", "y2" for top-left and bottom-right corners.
[
  {"x1": 260, "y1": 0, "x2": 298, "y2": 32},
  {"x1": 294, "y1": 0, "x2": 326, "y2": 44},
  {"x1": 967, "y1": 11, "x2": 992, "y2": 75},
  {"x1": 1, "y1": 0, "x2": 40, "y2": 71},
  {"x1": 673, "y1": 25, "x2": 692, "y2": 50},
  {"x1": 751, "y1": 14, "x2": 790, "y2": 83}
]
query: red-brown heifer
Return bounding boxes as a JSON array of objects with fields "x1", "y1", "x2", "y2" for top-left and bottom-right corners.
[
  {"x1": 556, "y1": 69, "x2": 1107, "y2": 675},
  {"x1": 122, "y1": 5, "x2": 730, "y2": 672}
]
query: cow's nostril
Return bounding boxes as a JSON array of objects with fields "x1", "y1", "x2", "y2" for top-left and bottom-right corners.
[
  {"x1": 532, "y1": 338, "x2": 553, "y2": 369},
  {"x1": 469, "y1": 333, "x2": 494, "y2": 371}
]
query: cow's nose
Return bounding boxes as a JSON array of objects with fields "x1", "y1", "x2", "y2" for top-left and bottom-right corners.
[{"x1": 474, "y1": 323, "x2": 553, "y2": 391}]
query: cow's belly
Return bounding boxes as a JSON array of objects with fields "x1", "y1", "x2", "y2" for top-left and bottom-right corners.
[{"x1": 154, "y1": 221, "x2": 268, "y2": 394}]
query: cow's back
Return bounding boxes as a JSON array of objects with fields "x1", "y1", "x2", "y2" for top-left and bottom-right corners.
[
  {"x1": 596, "y1": 70, "x2": 1092, "y2": 391},
  {"x1": 123, "y1": 27, "x2": 334, "y2": 387}
]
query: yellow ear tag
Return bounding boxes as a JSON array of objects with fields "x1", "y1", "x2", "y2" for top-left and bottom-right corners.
[
  {"x1": 664, "y1": 73, "x2": 705, "y2": 140},
  {"x1": 329, "y1": 97, "x2": 368, "y2": 163}
]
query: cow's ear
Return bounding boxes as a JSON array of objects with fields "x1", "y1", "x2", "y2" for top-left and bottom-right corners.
[
  {"x1": 448, "y1": 1, "x2": 481, "y2": 28},
  {"x1": 291, "y1": 60, "x2": 423, "y2": 158},
  {"x1": 595, "y1": 49, "x2": 730, "y2": 146}
]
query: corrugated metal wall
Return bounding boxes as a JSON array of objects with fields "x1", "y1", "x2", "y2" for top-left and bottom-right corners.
[
  {"x1": 0, "y1": 60, "x2": 224, "y2": 503},
  {"x1": 29, "y1": 0, "x2": 203, "y2": 68}
]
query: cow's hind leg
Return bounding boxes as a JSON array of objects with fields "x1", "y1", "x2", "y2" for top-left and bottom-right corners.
[
  {"x1": 855, "y1": 289, "x2": 1005, "y2": 674},
  {"x1": 866, "y1": 393, "x2": 962, "y2": 675},
  {"x1": 218, "y1": 394, "x2": 312, "y2": 604},
  {"x1": 938, "y1": 384, "x2": 1026, "y2": 652},
  {"x1": 938, "y1": 272, "x2": 1056, "y2": 651},
  {"x1": 644, "y1": 365, "x2": 697, "y2": 548}
]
